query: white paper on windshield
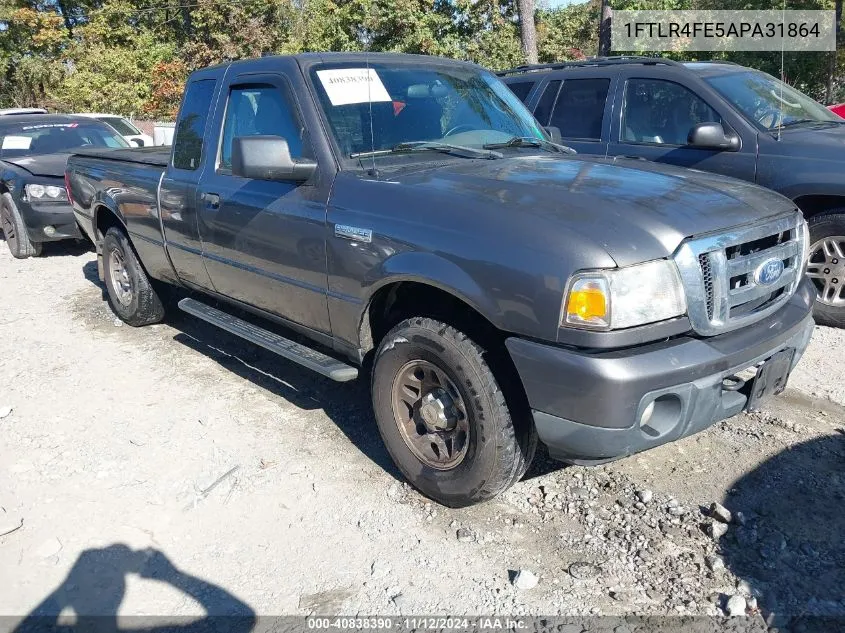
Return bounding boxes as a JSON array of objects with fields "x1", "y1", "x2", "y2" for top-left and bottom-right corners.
[
  {"x1": 316, "y1": 68, "x2": 391, "y2": 106},
  {"x1": 2, "y1": 136, "x2": 31, "y2": 150}
]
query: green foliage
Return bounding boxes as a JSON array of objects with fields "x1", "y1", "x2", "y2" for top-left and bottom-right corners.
[{"x1": 0, "y1": 0, "x2": 841, "y2": 113}]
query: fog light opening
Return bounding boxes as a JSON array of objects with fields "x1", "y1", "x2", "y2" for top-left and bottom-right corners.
[
  {"x1": 43, "y1": 225, "x2": 56, "y2": 237},
  {"x1": 640, "y1": 394, "x2": 683, "y2": 438}
]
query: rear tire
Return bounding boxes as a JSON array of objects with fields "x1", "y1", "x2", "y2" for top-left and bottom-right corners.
[
  {"x1": 807, "y1": 211, "x2": 845, "y2": 328},
  {"x1": 371, "y1": 317, "x2": 536, "y2": 507},
  {"x1": 102, "y1": 227, "x2": 164, "y2": 326},
  {"x1": 1, "y1": 193, "x2": 41, "y2": 258}
]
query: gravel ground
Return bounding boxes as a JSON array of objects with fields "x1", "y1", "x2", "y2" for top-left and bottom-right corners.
[{"x1": 0, "y1": 241, "x2": 843, "y2": 629}]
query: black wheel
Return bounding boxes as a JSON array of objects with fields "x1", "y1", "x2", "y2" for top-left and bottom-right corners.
[
  {"x1": 1, "y1": 193, "x2": 41, "y2": 258},
  {"x1": 371, "y1": 317, "x2": 536, "y2": 507},
  {"x1": 807, "y1": 211, "x2": 845, "y2": 328},
  {"x1": 102, "y1": 227, "x2": 164, "y2": 326}
]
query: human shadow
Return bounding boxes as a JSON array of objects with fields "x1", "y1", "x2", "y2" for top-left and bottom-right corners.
[
  {"x1": 14, "y1": 544, "x2": 256, "y2": 633},
  {"x1": 719, "y1": 432, "x2": 845, "y2": 631}
]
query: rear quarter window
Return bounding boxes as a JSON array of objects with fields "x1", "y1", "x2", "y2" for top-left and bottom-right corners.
[
  {"x1": 506, "y1": 81, "x2": 535, "y2": 103},
  {"x1": 172, "y1": 79, "x2": 217, "y2": 170},
  {"x1": 550, "y1": 78, "x2": 610, "y2": 141}
]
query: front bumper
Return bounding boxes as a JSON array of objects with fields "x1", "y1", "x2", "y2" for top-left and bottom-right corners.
[
  {"x1": 19, "y1": 199, "x2": 82, "y2": 243},
  {"x1": 506, "y1": 277, "x2": 816, "y2": 462}
]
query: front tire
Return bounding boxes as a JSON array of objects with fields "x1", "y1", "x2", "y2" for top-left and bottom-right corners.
[
  {"x1": 371, "y1": 317, "x2": 536, "y2": 507},
  {"x1": 1, "y1": 193, "x2": 41, "y2": 258},
  {"x1": 102, "y1": 227, "x2": 164, "y2": 326},
  {"x1": 807, "y1": 211, "x2": 845, "y2": 328}
]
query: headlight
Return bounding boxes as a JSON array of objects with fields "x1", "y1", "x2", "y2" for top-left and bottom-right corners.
[
  {"x1": 562, "y1": 259, "x2": 687, "y2": 330},
  {"x1": 25, "y1": 183, "x2": 67, "y2": 201}
]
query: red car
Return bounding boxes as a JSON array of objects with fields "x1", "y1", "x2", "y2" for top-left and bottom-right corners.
[{"x1": 829, "y1": 103, "x2": 845, "y2": 118}]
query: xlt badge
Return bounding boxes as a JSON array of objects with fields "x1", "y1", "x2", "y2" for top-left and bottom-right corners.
[{"x1": 334, "y1": 224, "x2": 372, "y2": 243}]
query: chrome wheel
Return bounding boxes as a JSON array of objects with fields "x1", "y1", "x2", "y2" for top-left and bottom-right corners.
[
  {"x1": 807, "y1": 236, "x2": 845, "y2": 306},
  {"x1": 390, "y1": 359, "x2": 470, "y2": 470},
  {"x1": 108, "y1": 247, "x2": 133, "y2": 306}
]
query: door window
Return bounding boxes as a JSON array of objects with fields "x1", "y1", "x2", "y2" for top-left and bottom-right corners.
[
  {"x1": 507, "y1": 81, "x2": 535, "y2": 103},
  {"x1": 622, "y1": 79, "x2": 721, "y2": 146},
  {"x1": 172, "y1": 79, "x2": 216, "y2": 170},
  {"x1": 533, "y1": 80, "x2": 561, "y2": 127},
  {"x1": 218, "y1": 83, "x2": 309, "y2": 171},
  {"x1": 549, "y1": 78, "x2": 609, "y2": 140}
]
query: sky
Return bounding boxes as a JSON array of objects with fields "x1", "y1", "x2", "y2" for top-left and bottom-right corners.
[{"x1": 544, "y1": 0, "x2": 589, "y2": 8}]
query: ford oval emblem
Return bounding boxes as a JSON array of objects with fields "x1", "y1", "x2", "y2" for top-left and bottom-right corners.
[{"x1": 754, "y1": 258, "x2": 784, "y2": 286}]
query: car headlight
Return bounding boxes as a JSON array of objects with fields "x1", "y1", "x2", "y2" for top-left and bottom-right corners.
[
  {"x1": 25, "y1": 183, "x2": 68, "y2": 201},
  {"x1": 562, "y1": 259, "x2": 687, "y2": 330}
]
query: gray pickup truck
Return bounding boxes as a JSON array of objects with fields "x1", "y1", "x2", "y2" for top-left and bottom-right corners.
[{"x1": 66, "y1": 53, "x2": 814, "y2": 507}]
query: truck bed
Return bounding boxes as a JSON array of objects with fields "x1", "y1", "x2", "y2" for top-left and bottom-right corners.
[{"x1": 73, "y1": 146, "x2": 170, "y2": 167}]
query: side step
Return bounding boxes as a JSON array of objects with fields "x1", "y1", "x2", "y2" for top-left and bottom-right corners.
[{"x1": 178, "y1": 298, "x2": 358, "y2": 382}]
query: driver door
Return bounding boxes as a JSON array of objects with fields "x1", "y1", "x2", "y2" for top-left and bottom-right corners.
[{"x1": 607, "y1": 71, "x2": 757, "y2": 182}]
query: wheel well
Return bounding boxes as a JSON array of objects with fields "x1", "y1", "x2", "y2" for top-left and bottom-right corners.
[
  {"x1": 361, "y1": 281, "x2": 501, "y2": 355},
  {"x1": 793, "y1": 195, "x2": 845, "y2": 220},
  {"x1": 361, "y1": 281, "x2": 533, "y2": 434},
  {"x1": 95, "y1": 205, "x2": 124, "y2": 241}
]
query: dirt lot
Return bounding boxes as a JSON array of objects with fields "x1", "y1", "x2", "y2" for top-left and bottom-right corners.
[{"x1": 1, "y1": 241, "x2": 843, "y2": 628}]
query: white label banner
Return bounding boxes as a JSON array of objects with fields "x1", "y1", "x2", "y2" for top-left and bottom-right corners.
[
  {"x1": 612, "y1": 10, "x2": 836, "y2": 52},
  {"x1": 316, "y1": 68, "x2": 391, "y2": 106}
]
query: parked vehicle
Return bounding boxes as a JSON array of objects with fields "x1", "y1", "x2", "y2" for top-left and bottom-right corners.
[
  {"x1": 66, "y1": 53, "x2": 814, "y2": 506},
  {"x1": 74, "y1": 113, "x2": 155, "y2": 147},
  {"x1": 501, "y1": 57, "x2": 845, "y2": 327},
  {"x1": 0, "y1": 114, "x2": 129, "y2": 257},
  {"x1": 0, "y1": 108, "x2": 48, "y2": 116},
  {"x1": 829, "y1": 103, "x2": 845, "y2": 118}
]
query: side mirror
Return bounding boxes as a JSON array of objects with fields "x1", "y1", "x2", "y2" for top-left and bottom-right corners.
[
  {"x1": 131, "y1": 138, "x2": 145, "y2": 147},
  {"x1": 544, "y1": 126, "x2": 562, "y2": 143},
  {"x1": 687, "y1": 122, "x2": 740, "y2": 151},
  {"x1": 231, "y1": 135, "x2": 317, "y2": 182}
]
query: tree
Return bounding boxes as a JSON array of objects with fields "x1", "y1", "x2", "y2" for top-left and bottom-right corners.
[{"x1": 516, "y1": 0, "x2": 539, "y2": 64}]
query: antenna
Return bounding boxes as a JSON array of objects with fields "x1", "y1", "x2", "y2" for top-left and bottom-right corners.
[
  {"x1": 777, "y1": 0, "x2": 786, "y2": 140},
  {"x1": 365, "y1": 48, "x2": 377, "y2": 177}
]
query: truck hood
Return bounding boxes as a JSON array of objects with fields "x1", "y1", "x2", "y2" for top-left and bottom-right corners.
[
  {"x1": 1, "y1": 153, "x2": 70, "y2": 177},
  {"x1": 775, "y1": 122, "x2": 845, "y2": 160},
  {"x1": 381, "y1": 154, "x2": 796, "y2": 266}
]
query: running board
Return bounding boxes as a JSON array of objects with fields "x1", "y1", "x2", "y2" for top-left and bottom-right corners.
[{"x1": 178, "y1": 298, "x2": 358, "y2": 382}]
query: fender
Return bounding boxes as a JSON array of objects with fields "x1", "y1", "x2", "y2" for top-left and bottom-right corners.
[
  {"x1": 91, "y1": 196, "x2": 127, "y2": 281},
  {"x1": 353, "y1": 251, "x2": 505, "y2": 352}
]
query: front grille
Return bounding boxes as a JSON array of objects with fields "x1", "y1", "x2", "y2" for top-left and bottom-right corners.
[
  {"x1": 698, "y1": 253, "x2": 715, "y2": 320},
  {"x1": 674, "y1": 213, "x2": 806, "y2": 336}
]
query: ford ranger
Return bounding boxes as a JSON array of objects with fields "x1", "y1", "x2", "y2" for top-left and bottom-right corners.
[{"x1": 66, "y1": 53, "x2": 815, "y2": 507}]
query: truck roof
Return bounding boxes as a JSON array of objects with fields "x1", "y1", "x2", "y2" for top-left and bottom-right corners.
[{"x1": 199, "y1": 52, "x2": 483, "y2": 74}]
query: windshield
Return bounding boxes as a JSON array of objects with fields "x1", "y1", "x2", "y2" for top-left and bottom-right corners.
[
  {"x1": 0, "y1": 120, "x2": 129, "y2": 158},
  {"x1": 101, "y1": 117, "x2": 141, "y2": 136},
  {"x1": 309, "y1": 62, "x2": 544, "y2": 158},
  {"x1": 705, "y1": 71, "x2": 841, "y2": 131}
]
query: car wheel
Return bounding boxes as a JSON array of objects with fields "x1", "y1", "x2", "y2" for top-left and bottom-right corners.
[
  {"x1": 371, "y1": 317, "x2": 536, "y2": 507},
  {"x1": 1, "y1": 193, "x2": 41, "y2": 258},
  {"x1": 806, "y1": 211, "x2": 845, "y2": 328},
  {"x1": 102, "y1": 226, "x2": 165, "y2": 326}
]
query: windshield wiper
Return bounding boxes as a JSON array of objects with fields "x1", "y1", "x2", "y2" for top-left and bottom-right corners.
[
  {"x1": 775, "y1": 119, "x2": 819, "y2": 129},
  {"x1": 482, "y1": 136, "x2": 576, "y2": 154},
  {"x1": 351, "y1": 141, "x2": 502, "y2": 160}
]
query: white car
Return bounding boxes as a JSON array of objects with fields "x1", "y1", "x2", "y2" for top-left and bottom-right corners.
[
  {"x1": 74, "y1": 113, "x2": 154, "y2": 147},
  {"x1": 0, "y1": 108, "x2": 48, "y2": 116}
]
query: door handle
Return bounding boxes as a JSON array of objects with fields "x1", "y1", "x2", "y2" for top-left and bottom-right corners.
[{"x1": 202, "y1": 193, "x2": 220, "y2": 209}]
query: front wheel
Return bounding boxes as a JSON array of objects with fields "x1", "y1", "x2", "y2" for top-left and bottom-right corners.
[
  {"x1": 806, "y1": 212, "x2": 845, "y2": 328},
  {"x1": 1, "y1": 193, "x2": 41, "y2": 258},
  {"x1": 102, "y1": 227, "x2": 165, "y2": 326},
  {"x1": 371, "y1": 317, "x2": 536, "y2": 507}
]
